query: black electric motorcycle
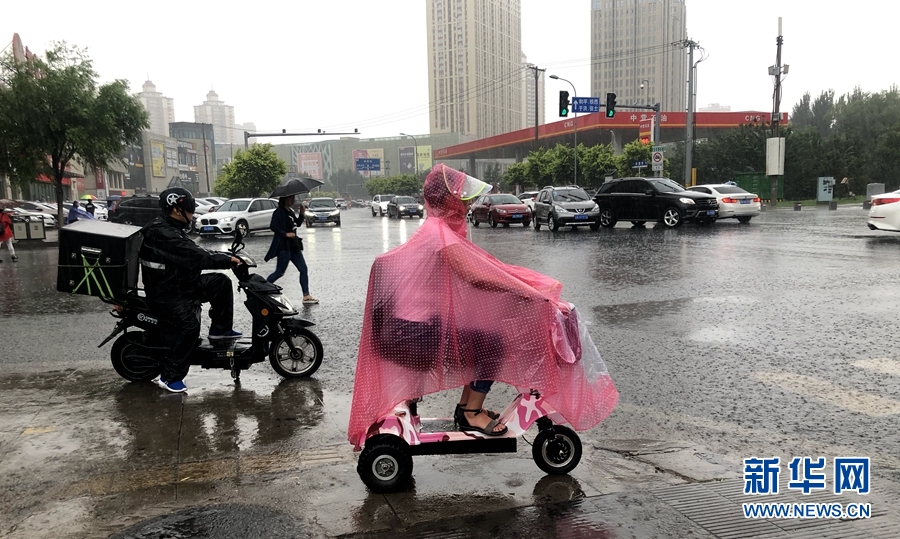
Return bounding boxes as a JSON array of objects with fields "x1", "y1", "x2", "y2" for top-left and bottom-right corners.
[{"x1": 98, "y1": 231, "x2": 323, "y2": 383}]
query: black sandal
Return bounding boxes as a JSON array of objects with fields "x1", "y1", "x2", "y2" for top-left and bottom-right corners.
[
  {"x1": 454, "y1": 403, "x2": 499, "y2": 423},
  {"x1": 456, "y1": 407, "x2": 508, "y2": 436}
]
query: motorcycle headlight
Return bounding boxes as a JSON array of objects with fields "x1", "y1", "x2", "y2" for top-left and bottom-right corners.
[
  {"x1": 273, "y1": 294, "x2": 296, "y2": 313},
  {"x1": 679, "y1": 198, "x2": 696, "y2": 205}
]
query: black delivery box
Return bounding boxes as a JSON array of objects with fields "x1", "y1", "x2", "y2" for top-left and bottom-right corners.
[{"x1": 57, "y1": 220, "x2": 143, "y2": 300}]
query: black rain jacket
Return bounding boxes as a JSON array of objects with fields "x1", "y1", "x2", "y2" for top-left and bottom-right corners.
[{"x1": 139, "y1": 214, "x2": 233, "y2": 302}]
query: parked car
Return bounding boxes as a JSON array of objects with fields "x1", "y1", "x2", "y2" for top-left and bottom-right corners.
[
  {"x1": 470, "y1": 193, "x2": 531, "y2": 227},
  {"x1": 108, "y1": 195, "x2": 161, "y2": 227},
  {"x1": 386, "y1": 196, "x2": 424, "y2": 219},
  {"x1": 197, "y1": 197, "x2": 228, "y2": 207},
  {"x1": 687, "y1": 184, "x2": 760, "y2": 224},
  {"x1": 193, "y1": 200, "x2": 217, "y2": 215},
  {"x1": 197, "y1": 198, "x2": 277, "y2": 237},
  {"x1": 594, "y1": 177, "x2": 718, "y2": 229},
  {"x1": 8, "y1": 207, "x2": 59, "y2": 228},
  {"x1": 517, "y1": 191, "x2": 540, "y2": 212},
  {"x1": 305, "y1": 197, "x2": 341, "y2": 227},
  {"x1": 371, "y1": 194, "x2": 396, "y2": 217},
  {"x1": 867, "y1": 189, "x2": 900, "y2": 232},
  {"x1": 335, "y1": 199, "x2": 349, "y2": 209},
  {"x1": 533, "y1": 185, "x2": 600, "y2": 231}
]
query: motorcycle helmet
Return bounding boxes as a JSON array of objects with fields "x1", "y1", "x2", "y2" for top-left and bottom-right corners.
[{"x1": 159, "y1": 187, "x2": 197, "y2": 214}]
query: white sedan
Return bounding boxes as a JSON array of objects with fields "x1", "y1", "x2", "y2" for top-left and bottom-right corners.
[
  {"x1": 867, "y1": 190, "x2": 900, "y2": 232},
  {"x1": 687, "y1": 184, "x2": 761, "y2": 224}
]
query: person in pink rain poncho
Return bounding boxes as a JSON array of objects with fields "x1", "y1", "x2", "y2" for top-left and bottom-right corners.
[{"x1": 348, "y1": 164, "x2": 618, "y2": 449}]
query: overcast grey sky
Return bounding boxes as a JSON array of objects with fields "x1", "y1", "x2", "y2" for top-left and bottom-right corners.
[{"x1": 4, "y1": 1, "x2": 897, "y2": 145}]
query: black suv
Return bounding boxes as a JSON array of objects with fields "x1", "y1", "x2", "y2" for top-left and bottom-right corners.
[
  {"x1": 532, "y1": 185, "x2": 601, "y2": 231},
  {"x1": 594, "y1": 177, "x2": 718, "y2": 228},
  {"x1": 108, "y1": 195, "x2": 161, "y2": 227}
]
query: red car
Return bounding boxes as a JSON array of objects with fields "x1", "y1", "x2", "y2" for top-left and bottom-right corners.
[{"x1": 470, "y1": 193, "x2": 532, "y2": 227}]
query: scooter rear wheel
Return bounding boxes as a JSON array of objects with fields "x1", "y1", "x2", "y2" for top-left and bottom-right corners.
[
  {"x1": 532, "y1": 425, "x2": 582, "y2": 475},
  {"x1": 111, "y1": 333, "x2": 162, "y2": 382},
  {"x1": 269, "y1": 328, "x2": 323, "y2": 378},
  {"x1": 357, "y1": 435, "x2": 413, "y2": 493}
]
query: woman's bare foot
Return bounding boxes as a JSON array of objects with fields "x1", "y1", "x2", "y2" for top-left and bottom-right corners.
[{"x1": 463, "y1": 409, "x2": 506, "y2": 433}]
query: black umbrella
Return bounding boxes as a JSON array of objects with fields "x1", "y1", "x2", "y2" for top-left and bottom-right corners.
[{"x1": 270, "y1": 177, "x2": 324, "y2": 198}]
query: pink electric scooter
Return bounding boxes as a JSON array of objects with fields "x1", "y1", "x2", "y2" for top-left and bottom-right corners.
[{"x1": 356, "y1": 390, "x2": 583, "y2": 493}]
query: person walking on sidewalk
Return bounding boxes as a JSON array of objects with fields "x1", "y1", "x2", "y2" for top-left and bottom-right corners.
[
  {"x1": 265, "y1": 195, "x2": 318, "y2": 304},
  {"x1": 0, "y1": 210, "x2": 17, "y2": 262}
]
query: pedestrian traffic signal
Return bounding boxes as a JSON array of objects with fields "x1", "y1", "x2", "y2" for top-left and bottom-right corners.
[
  {"x1": 606, "y1": 92, "x2": 617, "y2": 118},
  {"x1": 559, "y1": 91, "x2": 569, "y2": 117}
]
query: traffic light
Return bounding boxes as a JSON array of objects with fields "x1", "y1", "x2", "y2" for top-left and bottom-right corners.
[
  {"x1": 606, "y1": 92, "x2": 617, "y2": 118},
  {"x1": 558, "y1": 91, "x2": 569, "y2": 117}
]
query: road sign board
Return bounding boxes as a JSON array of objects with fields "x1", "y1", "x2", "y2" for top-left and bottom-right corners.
[
  {"x1": 571, "y1": 97, "x2": 601, "y2": 113},
  {"x1": 355, "y1": 158, "x2": 381, "y2": 171},
  {"x1": 652, "y1": 145, "x2": 665, "y2": 153},
  {"x1": 652, "y1": 151, "x2": 664, "y2": 164},
  {"x1": 632, "y1": 160, "x2": 648, "y2": 169},
  {"x1": 652, "y1": 163, "x2": 664, "y2": 172}
]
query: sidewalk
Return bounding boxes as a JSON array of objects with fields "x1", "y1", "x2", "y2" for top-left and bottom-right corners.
[{"x1": 9, "y1": 228, "x2": 58, "y2": 249}]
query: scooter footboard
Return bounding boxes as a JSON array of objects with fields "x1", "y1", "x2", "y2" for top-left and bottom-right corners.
[{"x1": 409, "y1": 437, "x2": 516, "y2": 456}]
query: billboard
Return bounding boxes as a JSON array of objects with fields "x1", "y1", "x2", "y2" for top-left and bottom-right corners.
[
  {"x1": 123, "y1": 144, "x2": 146, "y2": 191},
  {"x1": 165, "y1": 139, "x2": 178, "y2": 169},
  {"x1": 150, "y1": 140, "x2": 166, "y2": 178},
  {"x1": 417, "y1": 145, "x2": 433, "y2": 172},
  {"x1": 398, "y1": 146, "x2": 416, "y2": 174},
  {"x1": 298, "y1": 152, "x2": 323, "y2": 179}
]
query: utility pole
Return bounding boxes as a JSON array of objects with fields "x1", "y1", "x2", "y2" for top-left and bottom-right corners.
[
  {"x1": 679, "y1": 39, "x2": 699, "y2": 187},
  {"x1": 201, "y1": 123, "x2": 211, "y2": 195},
  {"x1": 769, "y1": 18, "x2": 786, "y2": 206},
  {"x1": 526, "y1": 65, "x2": 545, "y2": 144}
]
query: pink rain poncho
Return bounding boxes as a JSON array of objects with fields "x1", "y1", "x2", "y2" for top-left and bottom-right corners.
[{"x1": 348, "y1": 165, "x2": 618, "y2": 448}]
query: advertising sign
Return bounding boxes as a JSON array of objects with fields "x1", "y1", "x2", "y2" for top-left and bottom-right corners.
[
  {"x1": 150, "y1": 140, "x2": 166, "y2": 178},
  {"x1": 298, "y1": 152, "x2": 323, "y2": 179},
  {"x1": 123, "y1": 144, "x2": 146, "y2": 191},
  {"x1": 399, "y1": 146, "x2": 416, "y2": 174},
  {"x1": 417, "y1": 145, "x2": 432, "y2": 172}
]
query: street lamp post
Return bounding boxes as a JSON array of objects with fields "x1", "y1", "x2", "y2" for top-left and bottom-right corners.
[
  {"x1": 640, "y1": 79, "x2": 650, "y2": 105},
  {"x1": 400, "y1": 133, "x2": 418, "y2": 176},
  {"x1": 550, "y1": 75, "x2": 577, "y2": 185}
]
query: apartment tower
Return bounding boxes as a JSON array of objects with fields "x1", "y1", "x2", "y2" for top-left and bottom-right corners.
[
  {"x1": 137, "y1": 80, "x2": 175, "y2": 137},
  {"x1": 590, "y1": 0, "x2": 687, "y2": 113},
  {"x1": 426, "y1": 0, "x2": 523, "y2": 139},
  {"x1": 194, "y1": 90, "x2": 236, "y2": 145}
]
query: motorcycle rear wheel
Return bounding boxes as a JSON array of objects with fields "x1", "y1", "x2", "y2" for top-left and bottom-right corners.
[
  {"x1": 269, "y1": 328, "x2": 323, "y2": 378},
  {"x1": 111, "y1": 333, "x2": 162, "y2": 382}
]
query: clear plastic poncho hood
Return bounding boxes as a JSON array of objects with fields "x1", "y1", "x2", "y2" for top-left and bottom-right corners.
[{"x1": 348, "y1": 164, "x2": 618, "y2": 448}]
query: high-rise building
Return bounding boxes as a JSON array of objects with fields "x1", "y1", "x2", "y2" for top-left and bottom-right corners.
[
  {"x1": 426, "y1": 0, "x2": 523, "y2": 139},
  {"x1": 700, "y1": 103, "x2": 731, "y2": 112},
  {"x1": 194, "y1": 90, "x2": 236, "y2": 145},
  {"x1": 590, "y1": 0, "x2": 687, "y2": 113},
  {"x1": 522, "y1": 54, "x2": 545, "y2": 130},
  {"x1": 137, "y1": 80, "x2": 175, "y2": 137}
]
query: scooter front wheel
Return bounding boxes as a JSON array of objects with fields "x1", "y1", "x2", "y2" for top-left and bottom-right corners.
[
  {"x1": 357, "y1": 434, "x2": 413, "y2": 493},
  {"x1": 110, "y1": 333, "x2": 162, "y2": 382},
  {"x1": 269, "y1": 328, "x2": 323, "y2": 378},
  {"x1": 532, "y1": 425, "x2": 582, "y2": 475}
]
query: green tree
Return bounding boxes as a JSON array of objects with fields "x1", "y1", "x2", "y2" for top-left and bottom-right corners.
[
  {"x1": 0, "y1": 43, "x2": 148, "y2": 223},
  {"x1": 615, "y1": 140, "x2": 653, "y2": 177},
  {"x1": 214, "y1": 143, "x2": 287, "y2": 198},
  {"x1": 364, "y1": 174, "x2": 422, "y2": 197}
]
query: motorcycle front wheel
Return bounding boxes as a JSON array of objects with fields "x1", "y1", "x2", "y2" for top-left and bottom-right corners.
[
  {"x1": 269, "y1": 328, "x2": 323, "y2": 378},
  {"x1": 110, "y1": 332, "x2": 162, "y2": 382}
]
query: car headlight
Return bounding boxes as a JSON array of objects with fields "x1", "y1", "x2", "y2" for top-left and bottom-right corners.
[
  {"x1": 329, "y1": 210, "x2": 340, "y2": 216},
  {"x1": 220, "y1": 216, "x2": 235, "y2": 223},
  {"x1": 591, "y1": 203, "x2": 599, "y2": 212},
  {"x1": 418, "y1": 205, "x2": 424, "y2": 210},
  {"x1": 554, "y1": 205, "x2": 568, "y2": 213},
  {"x1": 496, "y1": 208, "x2": 507, "y2": 214},
  {"x1": 398, "y1": 205, "x2": 406, "y2": 211},
  {"x1": 679, "y1": 198, "x2": 696, "y2": 205}
]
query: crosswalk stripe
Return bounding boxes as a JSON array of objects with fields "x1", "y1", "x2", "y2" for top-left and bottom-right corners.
[
  {"x1": 853, "y1": 358, "x2": 900, "y2": 377},
  {"x1": 753, "y1": 370, "x2": 900, "y2": 418}
]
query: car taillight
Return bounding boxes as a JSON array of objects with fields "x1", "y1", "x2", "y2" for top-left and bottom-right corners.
[
  {"x1": 722, "y1": 197, "x2": 737, "y2": 203},
  {"x1": 872, "y1": 198, "x2": 900, "y2": 206},
  {"x1": 753, "y1": 197, "x2": 760, "y2": 202}
]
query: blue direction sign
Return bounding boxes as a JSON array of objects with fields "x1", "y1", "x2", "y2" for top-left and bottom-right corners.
[
  {"x1": 571, "y1": 97, "x2": 601, "y2": 113},
  {"x1": 632, "y1": 160, "x2": 648, "y2": 168},
  {"x1": 356, "y1": 158, "x2": 381, "y2": 171}
]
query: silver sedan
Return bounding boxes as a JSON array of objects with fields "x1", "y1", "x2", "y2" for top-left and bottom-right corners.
[{"x1": 687, "y1": 184, "x2": 761, "y2": 224}]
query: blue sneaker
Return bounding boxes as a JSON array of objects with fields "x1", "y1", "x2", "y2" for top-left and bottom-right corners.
[
  {"x1": 209, "y1": 328, "x2": 242, "y2": 340},
  {"x1": 157, "y1": 376, "x2": 187, "y2": 393}
]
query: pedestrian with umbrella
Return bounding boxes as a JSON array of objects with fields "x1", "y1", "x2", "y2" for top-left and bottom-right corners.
[
  {"x1": 0, "y1": 209, "x2": 16, "y2": 262},
  {"x1": 264, "y1": 178, "x2": 324, "y2": 305}
]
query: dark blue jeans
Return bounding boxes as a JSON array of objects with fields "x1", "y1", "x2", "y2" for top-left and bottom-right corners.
[
  {"x1": 470, "y1": 380, "x2": 494, "y2": 394},
  {"x1": 266, "y1": 249, "x2": 310, "y2": 295}
]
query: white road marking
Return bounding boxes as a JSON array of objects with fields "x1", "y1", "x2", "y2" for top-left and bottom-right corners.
[
  {"x1": 753, "y1": 370, "x2": 900, "y2": 418},
  {"x1": 853, "y1": 358, "x2": 900, "y2": 377}
]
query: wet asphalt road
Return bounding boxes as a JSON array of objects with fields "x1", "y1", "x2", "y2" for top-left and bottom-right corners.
[{"x1": 1, "y1": 204, "x2": 900, "y2": 538}]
